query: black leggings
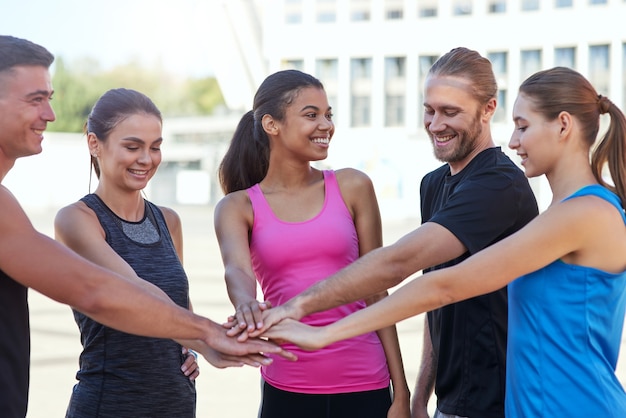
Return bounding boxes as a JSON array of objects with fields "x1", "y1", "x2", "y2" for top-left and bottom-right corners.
[{"x1": 259, "y1": 380, "x2": 392, "y2": 418}]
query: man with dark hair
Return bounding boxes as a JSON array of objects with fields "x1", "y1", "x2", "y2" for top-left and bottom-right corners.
[{"x1": 0, "y1": 35, "x2": 293, "y2": 418}]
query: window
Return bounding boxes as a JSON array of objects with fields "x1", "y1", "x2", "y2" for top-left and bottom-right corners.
[
  {"x1": 520, "y1": 49, "x2": 542, "y2": 80},
  {"x1": 488, "y1": 1, "x2": 506, "y2": 13},
  {"x1": 350, "y1": 58, "x2": 372, "y2": 127},
  {"x1": 521, "y1": 0, "x2": 540, "y2": 11},
  {"x1": 418, "y1": 55, "x2": 438, "y2": 125},
  {"x1": 285, "y1": 0, "x2": 303, "y2": 24},
  {"x1": 488, "y1": 51, "x2": 508, "y2": 78},
  {"x1": 350, "y1": 0, "x2": 371, "y2": 21},
  {"x1": 589, "y1": 0, "x2": 607, "y2": 4},
  {"x1": 494, "y1": 89, "x2": 507, "y2": 123},
  {"x1": 554, "y1": 47, "x2": 576, "y2": 68},
  {"x1": 384, "y1": 57, "x2": 406, "y2": 127},
  {"x1": 316, "y1": 59, "x2": 339, "y2": 121},
  {"x1": 385, "y1": 0, "x2": 404, "y2": 19},
  {"x1": 555, "y1": 0, "x2": 573, "y2": 7},
  {"x1": 418, "y1": 0, "x2": 438, "y2": 17},
  {"x1": 589, "y1": 44, "x2": 610, "y2": 95},
  {"x1": 282, "y1": 59, "x2": 304, "y2": 71},
  {"x1": 452, "y1": 0, "x2": 472, "y2": 15},
  {"x1": 316, "y1": 0, "x2": 337, "y2": 23},
  {"x1": 488, "y1": 52, "x2": 508, "y2": 122}
]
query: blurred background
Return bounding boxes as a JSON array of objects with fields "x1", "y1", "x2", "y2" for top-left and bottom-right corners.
[{"x1": 2, "y1": 0, "x2": 626, "y2": 416}]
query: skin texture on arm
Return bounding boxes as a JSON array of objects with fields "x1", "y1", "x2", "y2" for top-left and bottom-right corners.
[
  {"x1": 255, "y1": 219, "x2": 466, "y2": 335},
  {"x1": 264, "y1": 194, "x2": 619, "y2": 350},
  {"x1": 411, "y1": 318, "x2": 436, "y2": 418},
  {"x1": 214, "y1": 190, "x2": 267, "y2": 337},
  {"x1": 0, "y1": 187, "x2": 294, "y2": 367}
]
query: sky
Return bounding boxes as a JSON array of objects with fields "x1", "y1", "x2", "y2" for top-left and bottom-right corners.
[{"x1": 1, "y1": 0, "x2": 216, "y2": 77}]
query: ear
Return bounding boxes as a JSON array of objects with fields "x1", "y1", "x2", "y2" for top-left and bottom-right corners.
[
  {"x1": 261, "y1": 114, "x2": 279, "y2": 136},
  {"x1": 556, "y1": 111, "x2": 573, "y2": 140},
  {"x1": 483, "y1": 97, "x2": 497, "y2": 121},
  {"x1": 87, "y1": 132, "x2": 99, "y2": 157}
]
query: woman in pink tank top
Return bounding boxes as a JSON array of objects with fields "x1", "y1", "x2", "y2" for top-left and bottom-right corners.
[{"x1": 214, "y1": 70, "x2": 410, "y2": 418}]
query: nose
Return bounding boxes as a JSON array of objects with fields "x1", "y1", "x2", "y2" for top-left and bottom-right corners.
[
  {"x1": 508, "y1": 130, "x2": 519, "y2": 150},
  {"x1": 42, "y1": 100, "x2": 56, "y2": 122},
  {"x1": 425, "y1": 112, "x2": 444, "y2": 133}
]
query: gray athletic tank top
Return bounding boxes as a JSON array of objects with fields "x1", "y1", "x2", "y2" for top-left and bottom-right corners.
[{"x1": 65, "y1": 194, "x2": 196, "y2": 418}]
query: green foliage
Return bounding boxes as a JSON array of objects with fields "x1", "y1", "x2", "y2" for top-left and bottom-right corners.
[{"x1": 49, "y1": 56, "x2": 225, "y2": 133}]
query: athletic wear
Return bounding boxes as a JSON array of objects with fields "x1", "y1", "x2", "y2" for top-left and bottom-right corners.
[
  {"x1": 0, "y1": 270, "x2": 29, "y2": 418},
  {"x1": 65, "y1": 194, "x2": 195, "y2": 418},
  {"x1": 507, "y1": 185, "x2": 626, "y2": 417},
  {"x1": 248, "y1": 170, "x2": 390, "y2": 395},
  {"x1": 421, "y1": 147, "x2": 538, "y2": 418}
]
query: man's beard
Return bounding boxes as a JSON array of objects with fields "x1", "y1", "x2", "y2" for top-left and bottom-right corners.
[{"x1": 430, "y1": 114, "x2": 483, "y2": 163}]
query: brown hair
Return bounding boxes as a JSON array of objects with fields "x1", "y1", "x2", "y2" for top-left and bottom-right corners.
[{"x1": 519, "y1": 67, "x2": 626, "y2": 207}]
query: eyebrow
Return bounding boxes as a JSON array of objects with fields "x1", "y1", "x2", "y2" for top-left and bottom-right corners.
[
  {"x1": 25, "y1": 89, "x2": 53, "y2": 98},
  {"x1": 121, "y1": 136, "x2": 163, "y2": 144},
  {"x1": 300, "y1": 105, "x2": 332, "y2": 112}
]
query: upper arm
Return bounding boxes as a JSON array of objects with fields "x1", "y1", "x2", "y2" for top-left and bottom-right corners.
[
  {"x1": 335, "y1": 168, "x2": 382, "y2": 256},
  {"x1": 160, "y1": 206, "x2": 184, "y2": 263},
  {"x1": 213, "y1": 192, "x2": 255, "y2": 276}
]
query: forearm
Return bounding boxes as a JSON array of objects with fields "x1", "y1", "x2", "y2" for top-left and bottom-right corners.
[
  {"x1": 295, "y1": 245, "x2": 409, "y2": 318},
  {"x1": 412, "y1": 318, "x2": 436, "y2": 412},
  {"x1": 376, "y1": 326, "x2": 410, "y2": 400}
]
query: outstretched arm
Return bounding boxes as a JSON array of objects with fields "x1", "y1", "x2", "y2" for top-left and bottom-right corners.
[{"x1": 0, "y1": 186, "x2": 294, "y2": 365}]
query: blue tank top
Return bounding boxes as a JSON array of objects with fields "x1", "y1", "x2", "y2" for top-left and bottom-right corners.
[
  {"x1": 507, "y1": 185, "x2": 626, "y2": 417},
  {"x1": 65, "y1": 194, "x2": 195, "y2": 418}
]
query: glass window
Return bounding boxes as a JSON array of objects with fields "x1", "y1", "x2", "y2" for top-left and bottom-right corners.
[
  {"x1": 282, "y1": 59, "x2": 304, "y2": 71},
  {"x1": 520, "y1": 49, "x2": 542, "y2": 80},
  {"x1": 494, "y1": 89, "x2": 507, "y2": 123},
  {"x1": 350, "y1": 0, "x2": 371, "y2": 21},
  {"x1": 418, "y1": 0, "x2": 438, "y2": 17},
  {"x1": 351, "y1": 58, "x2": 372, "y2": 127},
  {"x1": 589, "y1": 0, "x2": 607, "y2": 4},
  {"x1": 452, "y1": 0, "x2": 472, "y2": 15},
  {"x1": 418, "y1": 55, "x2": 438, "y2": 125},
  {"x1": 316, "y1": 58, "x2": 339, "y2": 123},
  {"x1": 488, "y1": 1, "x2": 507, "y2": 13},
  {"x1": 521, "y1": 0, "x2": 540, "y2": 11},
  {"x1": 285, "y1": 0, "x2": 303, "y2": 24},
  {"x1": 555, "y1": 0, "x2": 573, "y2": 7},
  {"x1": 385, "y1": 0, "x2": 404, "y2": 19},
  {"x1": 385, "y1": 57, "x2": 406, "y2": 126},
  {"x1": 488, "y1": 51, "x2": 508, "y2": 78},
  {"x1": 589, "y1": 44, "x2": 610, "y2": 95},
  {"x1": 316, "y1": 0, "x2": 337, "y2": 23},
  {"x1": 554, "y1": 47, "x2": 576, "y2": 68}
]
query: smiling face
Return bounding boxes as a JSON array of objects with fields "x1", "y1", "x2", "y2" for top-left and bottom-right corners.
[
  {"x1": 90, "y1": 112, "x2": 163, "y2": 192},
  {"x1": 423, "y1": 75, "x2": 494, "y2": 171},
  {"x1": 268, "y1": 86, "x2": 334, "y2": 162},
  {"x1": 0, "y1": 65, "x2": 55, "y2": 165},
  {"x1": 509, "y1": 93, "x2": 562, "y2": 179}
]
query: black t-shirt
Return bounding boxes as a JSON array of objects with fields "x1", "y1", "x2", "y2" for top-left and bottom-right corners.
[
  {"x1": 420, "y1": 147, "x2": 538, "y2": 418},
  {"x1": 0, "y1": 270, "x2": 30, "y2": 418}
]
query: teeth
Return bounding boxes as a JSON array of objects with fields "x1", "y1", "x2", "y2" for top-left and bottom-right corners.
[
  {"x1": 33, "y1": 130, "x2": 43, "y2": 135},
  {"x1": 129, "y1": 169, "x2": 148, "y2": 175},
  {"x1": 311, "y1": 138, "x2": 330, "y2": 144},
  {"x1": 436, "y1": 135, "x2": 454, "y2": 143}
]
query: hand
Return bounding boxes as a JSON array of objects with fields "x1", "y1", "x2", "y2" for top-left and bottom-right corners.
[
  {"x1": 223, "y1": 300, "x2": 272, "y2": 341},
  {"x1": 248, "y1": 301, "x2": 303, "y2": 338},
  {"x1": 387, "y1": 394, "x2": 411, "y2": 418},
  {"x1": 261, "y1": 318, "x2": 327, "y2": 351},
  {"x1": 181, "y1": 347, "x2": 200, "y2": 381}
]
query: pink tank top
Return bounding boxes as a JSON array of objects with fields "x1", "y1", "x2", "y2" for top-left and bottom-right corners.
[{"x1": 247, "y1": 170, "x2": 390, "y2": 394}]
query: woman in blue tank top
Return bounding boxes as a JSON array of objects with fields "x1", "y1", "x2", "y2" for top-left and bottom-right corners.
[
  {"x1": 54, "y1": 89, "x2": 200, "y2": 417},
  {"x1": 264, "y1": 67, "x2": 626, "y2": 417}
]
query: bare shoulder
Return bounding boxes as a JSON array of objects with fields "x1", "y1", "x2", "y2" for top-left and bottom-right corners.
[
  {"x1": 157, "y1": 205, "x2": 182, "y2": 230},
  {"x1": 55, "y1": 201, "x2": 95, "y2": 228},
  {"x1": 214, "y1": 190, "x2": 252, "y2": 219},
  {"x1": 0, "y1": 185, "x2": 34, "y2": 231},
  {"x1": 334, "y1": 167, "x2": 375, "y2": 192}
]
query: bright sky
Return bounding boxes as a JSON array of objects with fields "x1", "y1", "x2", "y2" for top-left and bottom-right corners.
[{"x1": 1, "y1": 0, "x2": 215, "y2": 77}]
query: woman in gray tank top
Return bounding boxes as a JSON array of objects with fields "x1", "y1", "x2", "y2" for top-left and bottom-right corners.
[{"x1": 54, "y1": 88, "x2": 199, "y2": 417}]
